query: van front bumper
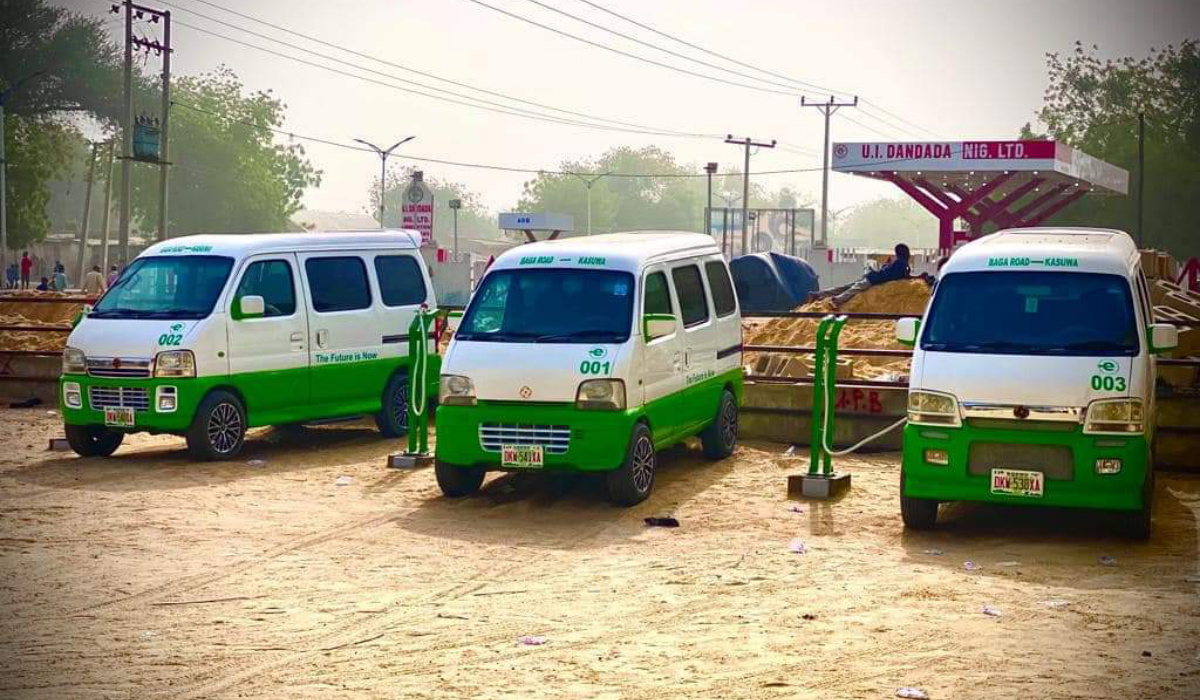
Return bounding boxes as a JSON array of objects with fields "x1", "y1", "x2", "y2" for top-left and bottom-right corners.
[
  {"x1": 902, "y1": 422, "x2": 1149, "y2": 511},
  {"x1": 59, "y1": 374, "x2": 216, "y2": 433},
  {"x1": 435, "y1": 401, "x2": 639, "y2": 472}
]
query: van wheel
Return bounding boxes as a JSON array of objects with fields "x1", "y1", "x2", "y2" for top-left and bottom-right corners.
[
  {"x1": 608, "y1": 423, "x2": 656, "y2": 507},
  {"x1": 1122, "y1": 468, "x2": 1154, "y2": 540},
  {"x1": 187, "y1": 390, "x2": 247, "y2": 461},
  {"x1": 700, "y1": 389, "x2": 738, "y2": 460},
  {"x1": 900, "y1": 471, "x2": 939, "y2": 529},
  {"x1": 435, "y1": 460, "x2": 485, "y2": 498},
  {"x1": 64, "y1": 424, "x2": 124, "y2": 457},
  {"x1": 375, "y1": 372, "x2": 409, "y2": 437}
]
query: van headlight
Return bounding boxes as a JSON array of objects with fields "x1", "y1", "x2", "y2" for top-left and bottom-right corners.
[
  {"x1": 62, "y1": 347, "x2": 87, "y2": 375},
  {"x1": 907, "y1": 390, "x2": 961, "y2": 427},
  {"x1": 576, "y1": 379, "x2": 626, "y2": 411},
  {"x1": 1084, "y1": 398, "x2": 1144, "y2": 434},
  {"x1": 154, "y1": 350, "x2": 196, "y2": 378},
  {"x1": 440, "y1": 374, "x2": 476, "y2": 406}
]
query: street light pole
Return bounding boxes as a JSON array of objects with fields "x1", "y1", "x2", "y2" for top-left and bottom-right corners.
[
  {"x1": 448, "y1": 198, "x2": 462, "y2": 260},
  {"x1": 704, "y1": 162, "x2": 718, "y2": 237},
  {"x1": 568, "y1": 171, "x2": 611, "y2": 235},
  {"x1": 355, "y1": 136, "x2": 415, "y2": 227}
]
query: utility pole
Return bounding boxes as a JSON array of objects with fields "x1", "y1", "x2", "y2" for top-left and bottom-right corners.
[
  {"x1": 801, "y1": 96, "x2": 858, "y2": 248},
  {"x1": 157, "y1": 10, "x2": 171, "y2": 241},
  {"x1": 704, "y1": 162, "x2": 718, "y2": 237},
  {"x1": 568, "y1": 171, "x2": 611, "y2": 235},
  {"x1": 100, "y1": 139, "x2": 116, "y2": 272},
  {"x1": 118, "y1": 0, "x2": 133, "y2": 266},
  {"x1": 1137, "y1": 111, "x2": 1145, "y2": 248},
  {"x1": 448, "y1": 198, "x2": 462, "y2": 260},
  {"x1": 75, "y1": 142, "x2": 100, "y2": 288},
  {"x1": 725, "y1": 135, "x2": 775, "y2": 256},
  {"x1": 355, "y1": 137, "x2": 415, "y2": 227}
]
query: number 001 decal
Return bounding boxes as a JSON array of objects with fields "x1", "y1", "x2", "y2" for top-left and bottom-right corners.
[
  {"x1": 1090, "y1": 375, "x2": 1126, "y2": 392},
  {"x1": 580, "y1": 360, "x2": 611, "y2": 375}
]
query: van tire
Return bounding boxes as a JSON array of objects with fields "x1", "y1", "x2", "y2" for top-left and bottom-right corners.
[
  {"x1": 607, "y1": 422, "x2": 656, "y2": 507},
  {"x1": 700, "y1": 389, "x2": 738, "y2": 460},
  {"x1": 435, "y1": 460, "x2": 485, "y2": 498},
  {"x1": 900, "y1": 471, "x2": 939, "y2": 529},
  {"x1": 375, "y1": 372, "x2": 409, "y2": 437},
  {"x1": 186, "y1": 390, "x2": 247, "y2": 461},
  {"x1": 1122, "y1": 468, "x2": 1154, "y2": 540},
  {"x1": 65, "y1": 424, "x2": 124, "y2": 457}
]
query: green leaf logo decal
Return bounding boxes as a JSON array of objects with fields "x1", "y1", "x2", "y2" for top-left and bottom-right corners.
[
  {"x1": 1097, "y1": 360, "x2": 1119, "y2": 375},
  {"x1": 588, "y1": 347, "x2": 607, "y2": 359}
]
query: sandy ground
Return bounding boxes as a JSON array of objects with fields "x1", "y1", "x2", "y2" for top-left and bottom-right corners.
[{"x1": 0, "y1": 407, "x2": 1198, "y2": 699}]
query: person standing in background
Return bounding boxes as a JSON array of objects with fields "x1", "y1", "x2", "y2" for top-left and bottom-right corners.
[
  {"x1": 20, "y1": 252, "x2": 33, "y2": 289},
  {"x1": 53, "y1": 266, "x2": 68, "y2": 292},
  {"x1": 106, "y1": 264, "x2": 119, "y2": 287},
  {"x1": 4, "y1": 262, "x2": 16, "y2": 289},
  {"x1": 82, "y1": 265, "x2": 106, "y2": 296}
]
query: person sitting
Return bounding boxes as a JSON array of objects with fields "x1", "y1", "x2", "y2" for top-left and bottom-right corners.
[
  {"x1": 830, "y1": 243, "x2": 912, "y2": 308},
  {"x1": 36, "y1": 276, "x2": 50, "y2": 291}
]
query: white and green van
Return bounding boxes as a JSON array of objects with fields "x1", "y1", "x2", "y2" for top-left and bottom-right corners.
[
  {"x1": 435, "y1": 232, "x2": 743, "y2": 506},
  {"x1": 59, "y1": 231, "x2": 438, "y2": 459},
  {"x1": 896, "y1": 227, "x2": 1178, "y2": 537}
]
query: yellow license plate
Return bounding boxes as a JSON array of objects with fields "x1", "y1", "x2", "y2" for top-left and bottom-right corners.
[
  {"x1": 501, "y1": 444, "x2": 544, "y2": 468},
  {"x1": 991, "y1": 468, "x2": 1044, "y2": 497},
  {"x1": 104, "y1": 407, "x2": 135, "y2": 428}
]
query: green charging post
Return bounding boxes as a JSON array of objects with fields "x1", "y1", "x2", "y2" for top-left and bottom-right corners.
[
  {"x1": 788, "y1": 314, "x2": 853, "y2": 499},
  {"x1": 387, "y1": 306, "x2": 438, "y2": 469}
]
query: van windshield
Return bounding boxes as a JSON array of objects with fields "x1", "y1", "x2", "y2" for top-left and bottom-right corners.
[
  {"x1": 89, "y1": 255, "x2": 234, "y2": 320},
  {"x1": 922, "y1": 271, "x2": 1139, "y2": 356},
  {"x1": 457, "y1": 268, "x2": 635, "y2": 343}
]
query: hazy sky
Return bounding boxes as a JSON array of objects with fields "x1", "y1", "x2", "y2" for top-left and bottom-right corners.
[{"x1": 61, "y1": 0, "x2": 1199, "y2": 220}]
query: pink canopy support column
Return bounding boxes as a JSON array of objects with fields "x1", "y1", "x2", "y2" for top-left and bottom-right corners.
[{"x1": 881, "y1": 172, "x2": 1013, "y2": 250}]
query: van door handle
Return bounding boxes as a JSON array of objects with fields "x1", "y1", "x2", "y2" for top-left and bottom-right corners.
[
  {"x1": 672, "y1": 351, "x2": 682, "y2": 371},
  {"x1": 315, "y1": 329, "x2": 329, "y2": 348},
  {"x1": 290, "y1": 331, "x2": 303, "y2": 342}
]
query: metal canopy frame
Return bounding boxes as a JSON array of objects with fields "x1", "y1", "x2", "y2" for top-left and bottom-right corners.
[{"x1": 832, "y1": 141, "x2": 1128, "y2": 251}]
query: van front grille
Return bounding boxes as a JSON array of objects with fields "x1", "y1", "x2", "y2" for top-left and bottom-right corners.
[
  {"x1": 86, "y1": 357, "x2": 152, "y2": 378},
  {"x1": 479, "y1": 423, "x2": 570, "y2": 455},
  {"x1": 89, "y1": 386, "x2": 151, "y2": 412},
  {"x1": 968, "y1": 442, "x2": 1074, "y2": 480}
]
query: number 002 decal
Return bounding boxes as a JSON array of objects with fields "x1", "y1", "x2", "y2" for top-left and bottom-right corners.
[
  {"x1": 1090, "y1": 375, "x2": 1126, "y2": 392},
  {"x1": 580, "y1": 360, "x2": 611, "y2": 375},
  {"x1": 157, "y1": 333, "x2": 183, "y2": 346}
]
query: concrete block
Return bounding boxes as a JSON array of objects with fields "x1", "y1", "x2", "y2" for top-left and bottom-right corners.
[
  {"x1": 787, "y1": 472, "x2": 852, "y2": 499},
  {"x1": 1163, "y1": 290, "x2": 1200, "y2": 320},
  {"x1": 388, "y1": 452, "x2": 434, "y2": 469}
]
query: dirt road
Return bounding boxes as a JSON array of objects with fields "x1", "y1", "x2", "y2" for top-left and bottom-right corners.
[{"x1": 1, "y1": 407, "x2": 1197, "y2": 699}]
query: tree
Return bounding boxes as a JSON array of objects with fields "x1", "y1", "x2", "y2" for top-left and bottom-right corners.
[
  {"x1": 834, "y1": 197, "x2": 936, "y2": 249},
  {"x1": 130, "y1": 67, "x2": 321, "y2": 234},
  {"x1": 1023, "y1": 40, "x2": 1200, "y2": 257},
  {"x1": 2, "y1": 0, "x2": 128, "y2": 250},
  {"x1": 373, "y1": 165, "x2": 497, "y2": 243}
]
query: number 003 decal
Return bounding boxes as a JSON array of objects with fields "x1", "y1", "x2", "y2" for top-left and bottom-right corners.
[
  {"x1": 580, "y1": 360, "x2": 611, "y2": 375},
  {"x1": 1090, "y1": 375, "x2": 1126, "y2": 392}
]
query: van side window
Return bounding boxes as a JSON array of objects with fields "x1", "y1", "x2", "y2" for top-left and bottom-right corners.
[
  {"x1": 704, "y1": 260, "x2": 737, "y2": 317},
  {"x1": 671, "y1": 265, "x2": 710, "y2": 327},
  {"x1": 1136, "y1": 272, "x2": 1153, "y2": 323},
  {"x1": 643, "y1": 271, "x2": 672, "y2": 316},
  {"x1": 235, "y1": 260, "x2": 295, "y2": 317},
  {"x1": 374, "y1": 255, "x2": 427, "y2": 307},
  {"x1": 305, "y1": 257, "x2": 371, "y2": 312}
]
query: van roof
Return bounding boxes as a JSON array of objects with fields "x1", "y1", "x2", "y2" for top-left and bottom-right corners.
[
  {"x1": 943, "y1": 227, "x2": 1140, "y2": 277},
  {"x1": 140, "y1": 230, "x2": 422, "y2": 258},
  {"x1": 491, "y1": 231, "x2": 720, "y2": 273}
]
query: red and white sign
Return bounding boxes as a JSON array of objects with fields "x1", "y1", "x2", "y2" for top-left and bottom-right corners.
[
  {"x1": 832, "y1": 140, "x2": 1127, "y2": 194},
  {"x1": 401, "y1": 172, "x2": 435, "y2": 246}
]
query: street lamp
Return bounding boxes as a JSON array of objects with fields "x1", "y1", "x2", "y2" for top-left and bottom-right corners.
[
  {"x1": 448, "y1": 198, "x2": 462, "y2": 260},
  {"x1": 704, "y1": 162, "x2": 718, "y2": 237},
  {"x1": 355, "y1": 136, "x2": 415, "y2": 227},
  {"x1": 568, "y1": 171, "x2": 612, "y2": 235}
]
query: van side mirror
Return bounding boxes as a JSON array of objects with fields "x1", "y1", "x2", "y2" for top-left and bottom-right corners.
[
  {"x1": 235, "y1": 295, "x2": 265, "y2": 320},
  {"x1": 895, "y1": 317, "x2": 920, "y2": 346},
  {"x1": 1148, "y1": 323, "x2": 1178, "y2": 354},
  {"x1": 643, "y1": 313, "x2": 676, "y2": 341}
]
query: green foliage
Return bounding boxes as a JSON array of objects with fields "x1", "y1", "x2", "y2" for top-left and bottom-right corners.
[
  {"x1": 130, "y1": 67, "x2": 321, "y2": 234},
  {"x1": 1026, "y1": 40, "x2": 1200, "y2": 257},
  {"x1": 375, "y1": 165, "x2": 498, "y2": 242},
  {"x1": 515, "y1": 146, "x2": 810, "y2": 236},
  {"x1": 833, "y1": 197, "x2": 936, "y2": 249},
  {"x1": 2, "y1": 115, "x2": 81, "y2": 249}
]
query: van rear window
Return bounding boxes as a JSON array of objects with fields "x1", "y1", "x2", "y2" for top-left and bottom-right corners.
[
  {"x1": 671, "y1": 265, "x2": 710, "y2": 328},
  {"x1": 305, "y1": 257, "x2": 371, "y2": 312},
  {"x1": 922, "y1": 271, "x2": 1138, "y2": 356},
  {"x1": 704, "y1": 261, "x2": 737, "y2": 317},
  {"x1": 374, "y1": 255, "x2": 427, "y2": 307}
]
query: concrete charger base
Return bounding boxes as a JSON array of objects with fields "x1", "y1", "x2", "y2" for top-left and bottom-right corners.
[
  {"x1": 788, "y1": 472, "x2": 852, "y2": 500},
  {"x1": 388, "y1": 453, "x2": 435, "y2": 469}
]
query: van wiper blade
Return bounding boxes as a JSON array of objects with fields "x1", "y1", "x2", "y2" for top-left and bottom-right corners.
[
  {"x1": 535, "y1": 329, "x2": 622, "y2": 342},
  {"x1": 1046, "y1": 340, "x2": 1133, "y2": 353}
]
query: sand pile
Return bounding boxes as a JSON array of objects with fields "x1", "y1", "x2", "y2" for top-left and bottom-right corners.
[
  {"x1": 0, "y1": 313, "x2": 71, "y2": 353},
  {"x1": 746, "y1": 278, "x2": 931, "y2": 381},
  {"x1": 0, "y1": 291, "x2": 84, "y2": 324}
]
